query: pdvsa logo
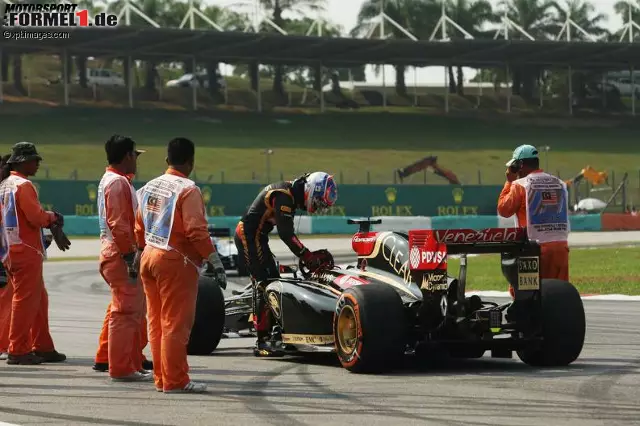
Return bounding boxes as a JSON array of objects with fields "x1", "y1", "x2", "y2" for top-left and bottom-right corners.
[{"x1": 2, "y1": 3, "x2": 118, "y2": 28}]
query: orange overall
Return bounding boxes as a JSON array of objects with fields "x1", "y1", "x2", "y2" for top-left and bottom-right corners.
[
  {"x1": 498, "y1": 170, "x2": 570, "y2": 282},
  {"x1": 0, "y1": 279, "x2": 13, "y2": 353},
  {"x1": 0, "y1": 172, "x2": 57, "y2": 356},
  {"x1": 96, "y1": 167, "x2": 145, "y2": 378},
  {"x1": 135, "y1": 168, "x2": 215, "y2": 391},
  {"x1": 94, "y1": 302, "x2": 149, "y2": 367}
]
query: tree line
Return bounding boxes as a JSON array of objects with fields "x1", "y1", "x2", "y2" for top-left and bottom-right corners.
[{"x1": 2, "y1": 0, "x2": 638, "y2": 103}]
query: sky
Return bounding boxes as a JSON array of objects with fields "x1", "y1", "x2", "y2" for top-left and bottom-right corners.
[{"x1": 207, "y1": 0, "x2": 633, "y2": 85}]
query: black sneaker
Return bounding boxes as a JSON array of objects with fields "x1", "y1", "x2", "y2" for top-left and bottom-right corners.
[
  {"x1": 93, "y1": 362, "x2": 109, "y2": 372},
  {"x1": 34, "y1": 350, "x2": 66, "y2": 363},
  {"x1": 7, "y1": 352, "x2": 45, "y2": 365},
  {"x1": 142, "y1": 359, "x2": 153, "y2": 370}
]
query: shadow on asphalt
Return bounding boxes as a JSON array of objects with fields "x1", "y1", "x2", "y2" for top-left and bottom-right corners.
[{"x1": 190, "y1": 346, "x2": 640, "y2": 381}]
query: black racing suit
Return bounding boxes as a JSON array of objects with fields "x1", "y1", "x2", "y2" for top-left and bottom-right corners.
[{"x1": 234, "y1": 181, "x2": 306, "y2": 337}]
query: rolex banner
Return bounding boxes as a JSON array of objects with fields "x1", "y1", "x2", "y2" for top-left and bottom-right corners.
[{"x1": 33, "y1": 180, "x2": 503, "y2": 218}]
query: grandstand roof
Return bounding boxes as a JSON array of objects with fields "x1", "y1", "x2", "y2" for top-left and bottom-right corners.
[{"x1": 2, "y1": 26, "x2": 640, "y2": 69}]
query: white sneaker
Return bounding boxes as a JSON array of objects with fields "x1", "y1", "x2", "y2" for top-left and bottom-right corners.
[
  {"x1": 0, "y1": 353, "x2": 7, "y2": 361},
  {"x1": 163, "y1": 381, "x2": 208, "y2": 394},
  {"x1": 111, "y1": 371, "x2": 154, "y2": 382}
]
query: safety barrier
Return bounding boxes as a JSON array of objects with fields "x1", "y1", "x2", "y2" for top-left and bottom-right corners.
[{"x1": 62, "y1": 214, "x2": 605, "y2": 236}]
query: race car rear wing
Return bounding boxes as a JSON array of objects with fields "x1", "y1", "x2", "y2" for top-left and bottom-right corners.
[
  {"x1": 408, "y1": 227, "x2": 540, "y2": 271},
  {"x1": 408, "y1": 227, "x2": 541, "y2": 298},
  {"x1": 207, "y1": 226, "x2": 231, "y2": 238},
  {"x1": 422, "y1": 227, "x2": 537, "y2": 255}
]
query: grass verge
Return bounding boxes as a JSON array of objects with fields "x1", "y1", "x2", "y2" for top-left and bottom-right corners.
[
  {"x1": 450, "y1": 246, "x2": 640, "y2": 295},
  {"x1": 2, "y1": 106, "x2": 639, "y2": 186}
]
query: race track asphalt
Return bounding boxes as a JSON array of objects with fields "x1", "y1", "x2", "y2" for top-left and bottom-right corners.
[{"x1": 0, "y1": 260, "x2": 639, "y2": 426}]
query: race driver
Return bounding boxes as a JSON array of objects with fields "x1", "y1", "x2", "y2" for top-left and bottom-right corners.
[
  {"x1": 497, "y1": 144, "x2": 570, "y2": 288},
  {"x1": 234, "y1": 171, "x2": 338, "y2": 357}
]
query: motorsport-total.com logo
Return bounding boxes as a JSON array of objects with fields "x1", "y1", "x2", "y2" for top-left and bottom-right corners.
[{"x1": 2, "y1": 3, "x2": 119, "y2": 28}]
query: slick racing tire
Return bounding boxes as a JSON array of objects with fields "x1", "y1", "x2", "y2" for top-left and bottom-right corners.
[
  {"x1": 187, "y1": 275, "x2": 226, "y2": 355},
  {"x1": 333, "y1": 284, "x2": 406, "y2": 373},
  {"x1": 517, "y1": 279, "x2": 585, "y2": 367}
]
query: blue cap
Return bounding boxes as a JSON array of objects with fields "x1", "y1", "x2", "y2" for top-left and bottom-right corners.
[{"x1": 506, "y1": 144, "x2": 539, "y2": 167}]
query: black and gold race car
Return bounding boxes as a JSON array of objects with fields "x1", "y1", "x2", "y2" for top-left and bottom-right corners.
[{"x1": 189, "y1": 218, "x2": 586, "y2": 373}]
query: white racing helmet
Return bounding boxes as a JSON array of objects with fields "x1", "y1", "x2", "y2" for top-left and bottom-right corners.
[{"x1": 303, "y1": 171, "x2": 338, "y2": 214}]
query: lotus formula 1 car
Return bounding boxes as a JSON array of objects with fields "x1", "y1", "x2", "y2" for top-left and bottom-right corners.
[{"x1": 188, "y1": 218, "x2": 586, "y2": 373}]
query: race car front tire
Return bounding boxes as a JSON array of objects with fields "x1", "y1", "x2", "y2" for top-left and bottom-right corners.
[
  {"x1": 333, "y1": 284, "x2": 406, "y2": 373},
  {"x1": 517, "y1": 279, "x2": 585, "y2": 367},
  {"x1": 187, "y1": 275, "x2": 226, "y2": 355}
]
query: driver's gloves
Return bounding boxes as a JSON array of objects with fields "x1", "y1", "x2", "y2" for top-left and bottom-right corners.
[{"x1": 300, "y1": 248, "x2": 323, "y2": 272}]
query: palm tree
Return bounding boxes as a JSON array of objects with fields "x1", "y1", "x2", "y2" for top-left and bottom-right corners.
[
  {"x1": 259, "y1": 0, "x2": 328, "y2": 98},
  {"x1": 551, "y1": 0, "x2": 608, "y2": 40},
  {"x1": 445, "y1": 0, "x2": 494, "y2": 94},
  {"x1": 353, "y1": 0, "x2": 439, "y2": 96},
  {"x1": 497, "y1": 0, "x2": 556, "y2": 99},
  {"x1": 498, "y1": 0, "x2": 556, "y2": 39},
  {"x1": 614, "y1": 0, "x2": 640, "y2": 41}
]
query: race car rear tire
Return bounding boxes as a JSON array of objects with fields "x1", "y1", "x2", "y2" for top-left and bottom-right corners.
[
  {"x1": 517, "y1": 279, "x2": 585, "y2": 367},
  {"x1": 333, "y1": 283, "x2": 406, "y2": 373},
  {"x1": 187, "y1": 275, "x2": 226, "y2": 356}
]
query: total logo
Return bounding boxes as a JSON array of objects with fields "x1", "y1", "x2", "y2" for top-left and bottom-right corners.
[{"x1": 2, "y1": 3, "x2": 119, "y2": 28}]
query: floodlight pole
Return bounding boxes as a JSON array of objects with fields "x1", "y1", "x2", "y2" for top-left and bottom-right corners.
[
  {"x1": 179, "y1": 0, "x2": 224, "y2": 31},
  {"x1": 619, "y1": 0, "x2": 640, "y2": 42},
  {"x1": 429, "y1": 0, "x2": 474, "y2": 114}
]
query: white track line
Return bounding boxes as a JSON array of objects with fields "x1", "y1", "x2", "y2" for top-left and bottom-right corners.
[{"x1": 466, "y1": 291, "x2": 640, "y2": 301}]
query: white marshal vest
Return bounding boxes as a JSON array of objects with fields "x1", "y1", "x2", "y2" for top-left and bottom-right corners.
[
  {"x1": 97, "y1": 171, "x2": 138, "y2": 243},
  {"x1": 137, "y1": 173, "x2": 196, "y2": 251},
  {"x1": 513, "y1": 171, "x2": 570, "y2": 244},
  {"x1": 0, "y1": 175, "x2": 47, "y2": 261}
]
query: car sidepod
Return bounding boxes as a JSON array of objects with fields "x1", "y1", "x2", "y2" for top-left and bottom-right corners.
[{"x1": 264, "y1": 279, "x2": 339, "y2": 350}]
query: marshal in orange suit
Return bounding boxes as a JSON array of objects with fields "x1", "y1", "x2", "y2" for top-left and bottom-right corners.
[
  {"x1": 95, "y1": 135, "x2": 151, "y2": 382},
  {"x1": 135, "y1": 137, "x2": 226, "y2": 394},
  {"x1": 498, "y1": 144, "x2": 570, "y2": 286},
  {"x1": 0, "y1": 142, "x2": 66, "y2": 365}
]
